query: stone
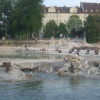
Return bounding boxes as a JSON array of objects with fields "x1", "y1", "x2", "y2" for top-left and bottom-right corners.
[
  {"x1": 71, "y1": 58, "x2": 78, "y2": 62},
  {"x1": 2, "y1": 62, "x2": 12, "y2": 73},
  {"x1": 26, "y1": 73, "x2": 34, "y2": 77},
  {"x1": 93, "y1": 62, "x2": 99, "y2": 67},
  {"x1": 58, "y1": 70, "x2": 64, "y2": 76},
  {"x1": 51, "y1": 36, "x2": 54, "y2": 40},
  {"x1": 2, "y1": 36, "x2": 5, "y2": 40},
  {"x1": 12, "y1": 80, "x2": 16, "y2": 82},
  {"x1": 50, "y1": 67, "x2": 53, "y2": 73}
]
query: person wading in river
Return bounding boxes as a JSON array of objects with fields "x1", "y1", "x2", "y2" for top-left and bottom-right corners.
[{"x1": 64, "y1": 55, "x2": 71, "y2": 63}]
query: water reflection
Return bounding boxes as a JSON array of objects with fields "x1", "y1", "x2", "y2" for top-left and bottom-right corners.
[
  {"x1": 0, "y1": 51, "x2": 64, "y2": 60},
  {"x1": 69, "y1": 77, "x2": 80, "y2": 86},
  {"x1": 18, "y1": 81, "x2": 43, "y2": 91},
  {"x1": 0, "y1": 73, "x2": 100, "y2": 100}
]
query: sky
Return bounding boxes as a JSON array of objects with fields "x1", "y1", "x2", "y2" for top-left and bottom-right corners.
[{"x1": 43, "y1": 0, "x2": 99, "y2": 7}]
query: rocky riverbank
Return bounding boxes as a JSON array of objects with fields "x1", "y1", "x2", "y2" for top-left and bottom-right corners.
[
  {"x1": 33, "y1": 56, "x2": 100, "y2": 79},
  {"x1": 9, "y1": 55, "x2": 100, "y2": 79},
  {"x1": 0, "y1": 61, "x2": 34, "y2": 82},
  {"x1": 0, "y1": 40, "x2": 99, "y2": 81},
  {"x1": 0, "y1": 54, "x2": 100, "y2": 82}
]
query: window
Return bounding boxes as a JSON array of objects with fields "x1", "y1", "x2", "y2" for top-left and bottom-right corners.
[
  {"x1": 56, "y1": 19, "x2": 58, "y2": 23},
  {"x1": 96, "y1": 9, "x2": 98, "y2": 12},
  {"x1": 51, "y1": 14, "x2": 53, "y2": 17},
  {"x1": 80, "y1": 15, "x2": 82, "y2": 18},
  {"x1": 85, "y1": 9, "x2": 88, "y2": 12},
  {"x1": 46, "y1": 20, "x2": 48, "y2": 23},
  {"x1": 50, "y1": 14, "x2": 51, "y2": 17},
  {"x1": 44, "y1": 10, "x2": 46, "y2": 12},
  {"x1": 64, "y1": 20, "x2": 66, "y2": 23},
  {"x1": 59, "y1": 15, "x2": 61, "y2": 17},
  {"x1": 59, "y1": 19, "x2": 61, "y2": 23},
  {"x1": 46, "y1": 14, "x2": 48, "y2": 17}
]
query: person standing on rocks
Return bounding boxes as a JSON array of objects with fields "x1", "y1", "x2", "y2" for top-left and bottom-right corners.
[
  {"x1": 64, "y1": 55, "x2": 71, "y2": 63},
  {"x1": 95, "y1": 50, "x2": 98, "y2": 55},
  {"x1": 76, "y1": 50, "x2": 79, "y2": 56},
  {"x1": 25, "y1": 45, "x2": 28, "y2": 50},
  {"x1": 86, "y1": 49, "x2": 90, "y2": 54},
  {"x1": 43, "y1": 48, "x2": 46, "y2": 57},
  {"x1": 68, "y1": 63, "x2": 74, "y2": 73}
]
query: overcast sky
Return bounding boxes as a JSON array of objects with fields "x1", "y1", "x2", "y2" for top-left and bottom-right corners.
[{"x1": 43, "y1": 0, "x2": 99, "y2": 7}]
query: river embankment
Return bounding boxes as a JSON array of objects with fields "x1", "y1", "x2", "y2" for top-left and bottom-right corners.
[
  {"x1": 0, "y1": 55, "x2": 100, "y2": 81},
  {"x1": 0, "y1": 40, "x2": 99, "y2": 81}
]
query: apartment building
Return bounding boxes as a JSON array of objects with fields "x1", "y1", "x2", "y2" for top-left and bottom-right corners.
[{"x1": 42, "y1": 2, "x2": 100, "y2": 25}]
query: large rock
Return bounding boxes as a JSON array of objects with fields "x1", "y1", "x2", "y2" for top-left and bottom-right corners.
[{"x1": 57, "y1": 55, "x2": 100, "y2": 77}]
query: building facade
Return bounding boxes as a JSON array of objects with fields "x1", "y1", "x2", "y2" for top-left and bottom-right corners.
[{"x1": 42, "y1": 2, "x2": 100, "y2": 25}]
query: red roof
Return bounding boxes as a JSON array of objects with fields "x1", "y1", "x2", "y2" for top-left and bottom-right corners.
[
  {"x1": 43, "y1": 2, "x2": 100, "y2": 13},
  {"x1": 82, "y1": 2, "x2": 100, "y2": 13}
]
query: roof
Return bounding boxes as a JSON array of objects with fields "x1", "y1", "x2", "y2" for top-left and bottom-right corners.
[
  {"x1": 43, "y1": 2, "x2": 100, "y2": 13},
  {"x1": 43, "y1": 6, "x2": 83, "y2": 13},
  {"x1": 82, "y1": 2, "x2": 100, "y2": 13}
]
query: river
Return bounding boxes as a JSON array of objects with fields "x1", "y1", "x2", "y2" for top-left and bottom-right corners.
[
  {"x1": 0, "y1": 50, "x2": 100, "y2": 100},
  {"x1": 0, "y1": 72, "x2": 100, "y2": 100}
]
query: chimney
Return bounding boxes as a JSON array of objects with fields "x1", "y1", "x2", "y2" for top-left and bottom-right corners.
[
  {"x1": 64, "y1": 6, "x2": 66, "y2": 8},
  {"x1": 76, "y1": 6, "x2": 78, "y2": 8}
]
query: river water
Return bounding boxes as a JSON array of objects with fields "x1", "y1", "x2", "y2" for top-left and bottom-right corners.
[
  {"x1": 0, "y1": 51, "x2": 64, "y2": 60},
  {"x1": 0, "y1": 72, "x2": 100, "y2": 100}
]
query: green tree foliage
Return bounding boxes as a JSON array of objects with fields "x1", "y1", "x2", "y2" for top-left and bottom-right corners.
[
  {"x1": 0, "y1": 3, "x2": 3, "y2": 38},
  {"x1": 0, "y1": 0, "x2": 12, "y2": 38},
  {"x1": 58, "y1": 22, "x2": 68, "y2": 37},
  {"x1": 84, "y1": 14, "x2": 100, "y2": 43},
  {"x1": 9, "y1": 0, "x2": 43, "y2": 38},
  {"x1": 0, "y1": 0, "x2": 2, "y2": 20},
  {"x1": 66, "y1": 15, "x2": 83, "y2": 37},
  {"x1": 43, "y1": 20, "x2": 58, "y2": 38},
  {"x1": 0, "y1": 0, "x2": 2, "y2": 31}
]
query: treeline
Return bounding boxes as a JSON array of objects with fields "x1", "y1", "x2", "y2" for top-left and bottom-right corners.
[
  {"x1": 43, "y1": 14, "x2": 100, "y2": 43},
  {"x1": 0, "y1": 0, "x2": 100, "y2": 43},
  {"x1": 43, "y1": 15, "x2": 84, "y2": 38},
  {"x1": 0, "y1": 0, "x2": 43, "y2": 39},
  {"x1": 84, "y1": 14, "x2": 100, "y2": 43}
]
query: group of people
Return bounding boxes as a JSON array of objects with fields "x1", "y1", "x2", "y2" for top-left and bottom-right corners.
[
  {"x1": 86, "y1": 49, "x2": 99, "y2": 55},
  {"x1": 24, "y1": 45, "x2": 99, "y2": 56},
  {"x1": 86, "y1": 49, "x2": 90, "y2": 54},
  {"x1": 69, "y1": 48, "x2": 80, "y2": 56},
  {"x1": 95, "y1": 50, "x2": 99, "y2": 55},
  {"x1": 55, "y1": 47, "x2": 62, "y2": 53},
  {"x1": 69, "y1": 49, "x2": 74, "y2": 54},
  {"x1": 68, "y1": 48, "x2": 99, "y2": 55}
]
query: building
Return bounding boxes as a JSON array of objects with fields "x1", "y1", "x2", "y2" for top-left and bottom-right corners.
[{"x1": 42, "y1": 2, "x2": 100, "y2": 26}]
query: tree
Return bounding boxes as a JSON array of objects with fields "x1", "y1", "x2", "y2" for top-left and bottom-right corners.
[
  {"x1": 9, "y1": 0, "x2": 43, "y2": 39},
  {"x1": 0, "y1": 1, "x2": 3, "y2": 36},
  {"x1": 84, "y1": 14, "x2": 100, "y2": 43},
  {"x1": 58, "y1": 22, "x2": 68, "y2": 37},
  {"x1": 0, "y1": 0, "x2": 2, "y2": 21},
  {"x1": 43, "y1": 20, "x2": 58, "y2": 38},
  {"x1": 0, "y1": 0, "x2": 13, "y2": 38},
  {"x1": 66, "y1": 15, "x2": 82, "y2": 37}
]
